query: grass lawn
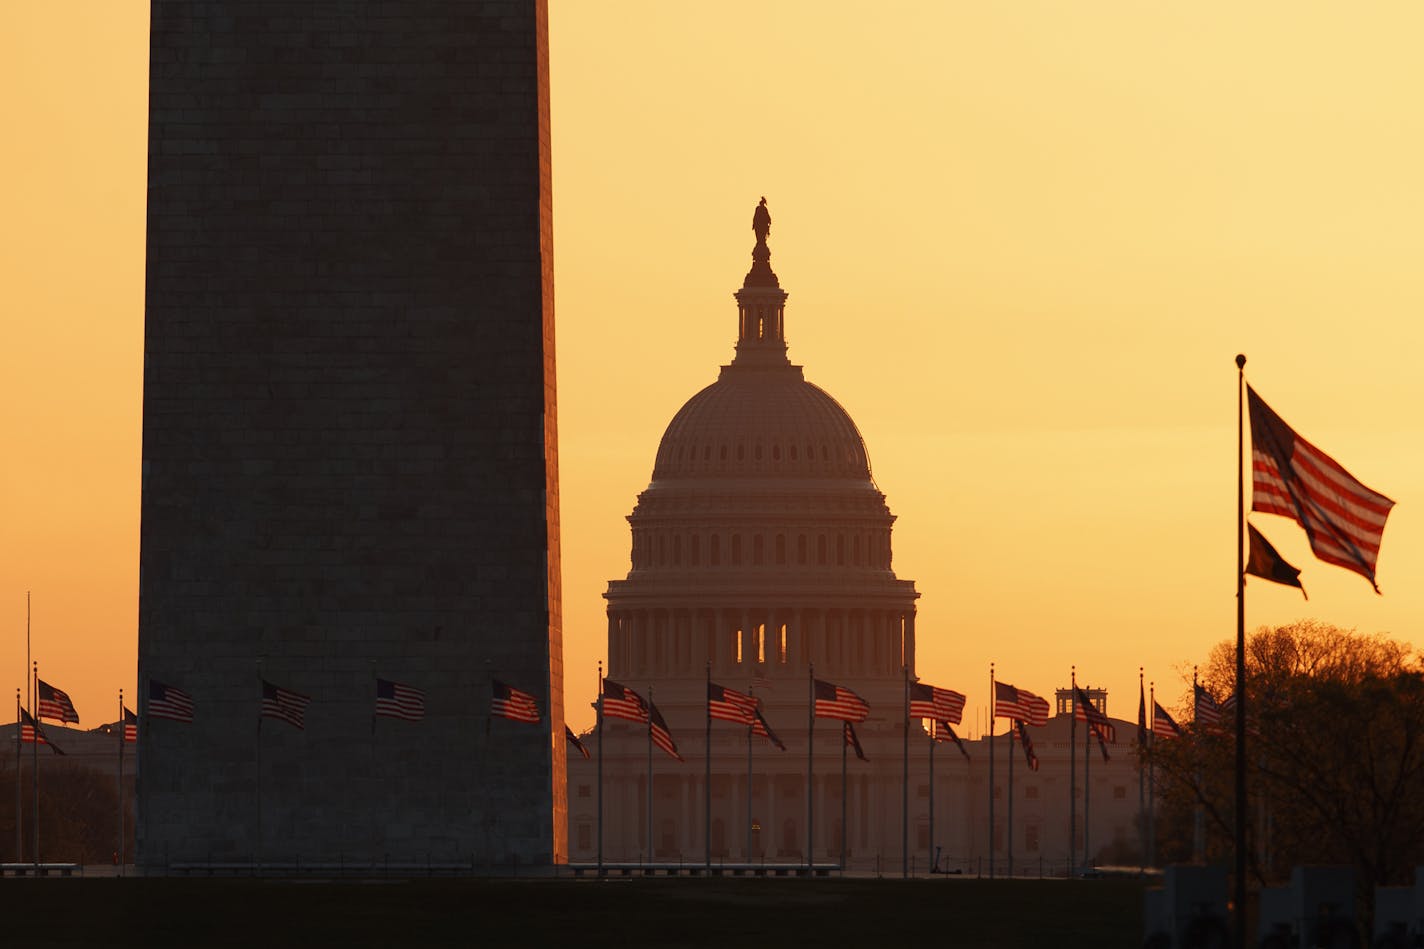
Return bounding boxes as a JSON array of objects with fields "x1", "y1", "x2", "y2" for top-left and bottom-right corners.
[{"x1": 10, "y1": 876, "x2": 1146, "y2": 948}]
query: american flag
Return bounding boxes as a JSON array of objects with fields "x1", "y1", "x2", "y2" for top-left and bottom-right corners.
[
  {"x1": 19, "y1": 707, "x2": 63, "y2": 754},
  {"x1": 37, "y1": 679, "x2": 79, "y2": 724},
  {"x1": 1220, "y1": 691, "x2": 1238, "y2": 719},
  {"x1": 708, "y1": 681, "x2": 756, "y2": 726},
  {"x1": 814, "y1": 679, "x2": 869, "y2": 722},
  {"x1": 1153, "y1": 701, "x2": 1182, "y2": 739},
  {"x1": 752, "y1": 706, "x2": 786, "y2": 750},
  {"x1": 375, "y1": 678, "x2": 425, "y2": 722},
  {"x1": 491, "y1": 680, "x2": 541, "y2": 724},
  {"x1": 909, "y1": 682, "x2": 966, "y2": 725},
  {"x1": 601, "y1": 679, "x2": 647, "y2": 723},
  {"x1": 1249, "y1": 385, "x2": 1394, "y2": 591},
  {"x1": 261, "y1": 679, "x2": 311, "y2": 730},
  {"x1": 843, "y1": 721, "x2": 867, "y2": 761},
  {"x1": 993, "y1": 681, "x2": 1048, "y2": 726},
  {"x1": 122, "y1": 706, "x2": 138, "y2": 742},
  {"x1": 565, "y1": 724, "x2": 591, "y2": 760},
  {"x1": 1015, "y1": 720, "x2": 1040, "y2": 771},
  {"x1": 648, "y1": 701, "x2": 683, "y2": 762},
  {"x1": 1194, "y1": 684, "x2": 1221, "y2": 729},
  {"x1": 147, "y1": 680, "x2": 194, "y2": 723},
  {"x1": 935, "y1": 721, "x2": 971, "y2": 762},
  {"x1": 1073, "y1": 686, "x2": 1117, "y2": 744}
]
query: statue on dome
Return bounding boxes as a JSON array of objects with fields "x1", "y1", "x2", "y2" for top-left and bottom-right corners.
[{"x1": 752, "y1": 197, "x2": 771, "y2": 245}]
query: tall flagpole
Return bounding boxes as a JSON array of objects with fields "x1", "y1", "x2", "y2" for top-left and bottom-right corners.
[
  {"x1": 32, "y1": 660, "x2": 39, "y2": 869},
  {"x1": 646, "y1": 684, "x2": 653, "y2": 866},
  {"x1": 901, "y1": 664, "x2": 909, "y2": 879},
  {"x1": 118, "y1": 689, "x2": 125, "y2": 873},
  {"x1": 1069, "y1": 665, "x2": 1076, "y2": 877},
  {"x1": 928, "y1": 721, "x2": 935, "y2": 872},
  {"x1": 704, "y1": 662, "x2": 711, "y2": 871},
  {"x1": 1235, "y1": 353, "x2": 1249, "y2": 949},
  {"x1": 806, "y1": 663, "x2": 813, "y2": 874},
  {"x1": 14, "y1": 689, "x2": 21, "y2": 863},
  {"x1": 1138, "y1": 667, "x2": 1146, "y2": 874},
  {"x1": 1007, "y1": 713, "x2": 1015, "y2": 878},
  {"x1": 1149, "y1": 681, "x2": 1157, "y2": 867},
  {"x1": 255, "y1": 657, "x2": 263, "y2": 875},
  {"x1": 746, "y1": 687, "x2": 753, "y2": 864},
  {"x1": 840, "y1": 719, "x2": 847, "y2": 871},
  {"x1": 988, "y1": 662, "x2": 995, "y2": 880},
  {"x1": 596, "y1": 661, "x2": 604, "y2": 876},
  {"x1": 1083, "y1": 699, "x2": 1092, "y2": 872}
]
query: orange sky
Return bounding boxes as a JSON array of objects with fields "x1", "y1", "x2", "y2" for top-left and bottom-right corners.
[{"x1": 4, "y1": 3, "x2": 1423, "y2": 737}]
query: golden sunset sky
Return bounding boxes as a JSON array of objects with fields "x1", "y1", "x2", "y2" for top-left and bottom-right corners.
[{"x1": 3, "y1": 3, "x2": 1422, "y2": 736}]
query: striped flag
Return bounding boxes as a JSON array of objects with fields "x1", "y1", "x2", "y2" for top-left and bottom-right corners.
[
  {"x1": 491, "y1": 680, "x2": 541, "y2": 724},
  {"x1": 601, "y1": 679, "x2": 647, "y2": 723},
  {"x1": 1246, "y1": 523, "x2": 1307, "y2": 598},
  {"x1": 993, "y1": 681, "x2": 1048, "y2": 726},
  {"x1": 20, "y1": 708, "x2": 64, "y2": 755},
  {"x1": 752, "y1": 706, "x2": 786, "y2": 750},
  {"x1": 648, "y1": 701, "x2": 683, "y2": 762},
  {"x1": 1153, "y1": 701, "x2": 1182, "y2": 738},
  {"x1": 1248, "y1": 385, "x2": 1394, "y2": 591},
  {"x1": 909, "y1": 682, "x2": 966, "y2": 725},
  {"x1": 843, "y1": 721, "x2": 867, "y2": 761},
  {"x1": 935, "y1": 721, "x2": 971, "y2": 762},
  {"x1": 1073, "y1": 686, "x2": 1117, "y2": 746},
  {"x1": 37, "y1": 679, "x2": 79, "y2": 724},
  {"x1": 813, "y1": 679, "x2": 869, "y2": 722},
  {"x1": 260, "y1": 679, "x2": 311, "y2": 730},
  {"x1": 708, "y1": 682, "x2": 756, "y2": 726},
  {"x1": 147, "y1": 680, "x2": 194, "y2": 723},
  {"x1": 1015, "y1": 720, "x2": 1039, "y2": 771},
  {"x1": 375, "y1": 678, "x2": 425, "y2": 722},
  {"x1": 122, "y1": 706, "x2": 138, "y2": 742},
  {"x1": 1194, "y1": 684, "x2": 1221, "y2": 729},
  {"x1": 565, "y1": 724, "x2": 591, "y2": 760}
]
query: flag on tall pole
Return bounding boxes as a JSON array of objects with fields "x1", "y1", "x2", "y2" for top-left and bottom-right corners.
[
  {"x1": 19, "y1": 708, "x2": 63, "y2": 754},
  {"x1": 752, "y1": 706, "x2": 786, "y2": 750},
  {"x1": 601, "y1": 679, "x2": 647, "y2": 722},
  {"x1": 1153, "y1": 702, "x2": 1182, "y2": 738},
  {"x1": 260, "y1": 679, "x2": 311, "y2": 729},
  {"x1": 935, "y1": 721, "x2": 971, "y2": 761},
  {"x1": 147, "y1": 680, "x2": 194, "y2": 723},
  {"x1": 490, "y1": 680, "x2": 541, "y2": 723},
  {"x1": 122, "y1": 707, "x2": 138, "y2": 742},
  {"x1": 36, "y1": 680, "x2": 79, "y2": 724},
  {"x1": 1014, "y1": 720, "x2": 1039, "y2": 771},
  {"x1": 909, "y1": 682, "x2": 966, "y2": 724},
  {"x1": 1248, "y1": 384, "x2": 1394, "y2": 591},
  {"x1": 843, "y1": 720, "x2": 867, "y2": 761},
  {"x1": 1245, "y1": 523, "x2": 1307, "y2": 597},
  {"x1": 1194, "y1": 683, "x2": 1222, "y2": 729},
  {"x1": 708, "y1": 682, "x2": 756, "y2": 725},
  {"x1": 1073, "y1": 686, "x2": 1114, "y2": 759},
  {"x1": 813, "y1": 679, "x2": 869, "y2": 721},
  {"x1": 375, "y1": 678, "x2": 426, "y2": 722},
  {"x1": 648, "y1": 701, "x2": 683, "y2": 762},
  {"x1": 993, "y1": 681, "x2": 1048, "y2": 726}
]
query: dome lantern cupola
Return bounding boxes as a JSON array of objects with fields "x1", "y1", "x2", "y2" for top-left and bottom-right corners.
[{"x1": 732, "y1": 197, "x2": 791, "y2": 367}]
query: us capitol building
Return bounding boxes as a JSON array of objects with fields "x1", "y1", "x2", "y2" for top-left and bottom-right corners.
[{"x1": 567, "y1": 199, "x2": 920, "y2": 868}]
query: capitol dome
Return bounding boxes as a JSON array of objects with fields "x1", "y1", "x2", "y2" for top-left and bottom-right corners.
[{"x1": 652, "y1": 367, "x2": 871, "y2": 481}]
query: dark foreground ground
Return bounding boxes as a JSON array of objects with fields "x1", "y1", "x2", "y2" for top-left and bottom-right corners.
[{"x1": 7, "y1": 876, "x2": 1145, "y2": 948}]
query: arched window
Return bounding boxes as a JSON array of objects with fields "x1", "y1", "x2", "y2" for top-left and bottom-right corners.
[
  {"x1": 754, "y1": 443, "x2": 762, "y2": 461},
  {"x1": 772, "y1": 444, "x2": 781, "y2": 461},
  {"x1": 852, "y1": 534, "x2": 861, "y2": 566},
  {"x1": 790, "y1": 445, "x2": 799, "y2": 461},
  {"x1": 736, "y1": 444, "x2": 745, "y2": 461},
  {"x1": 731, "y1": 534, "x2": 742, "y2": 565},
  {"x1": 778, "y1": 624, "x2": 788, "y2": 664},
  {"x1": 755, "y1": 624, "x2": 765, "y2": 664},
  {"x1": 657, "y1": 534, "x2": 665, "y2": 565},
  {"x1": 797, "y1": 534, "x2": 807, "y2": 564},
  {"x1": 672, "y1": 535, "x2": 681, "y2": 565},
  {"x1": 775, "y1": 534, "x2": 786, "y2": 564},
  {"x1": 817, "y1": 535, "x2": 827, "y2": 565},
  {"x1": 837, "y1": 534, "x2": 846, "y2": 566},
  {"x1": 710, "y1": 534, "x2": 721, "y2": 566},
  {"x1": 753, "y1": 535, "x2": 764, "y2": 565},
  {"x1": 690, "y1": 534, "x2": 701, "y2": 566}
]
